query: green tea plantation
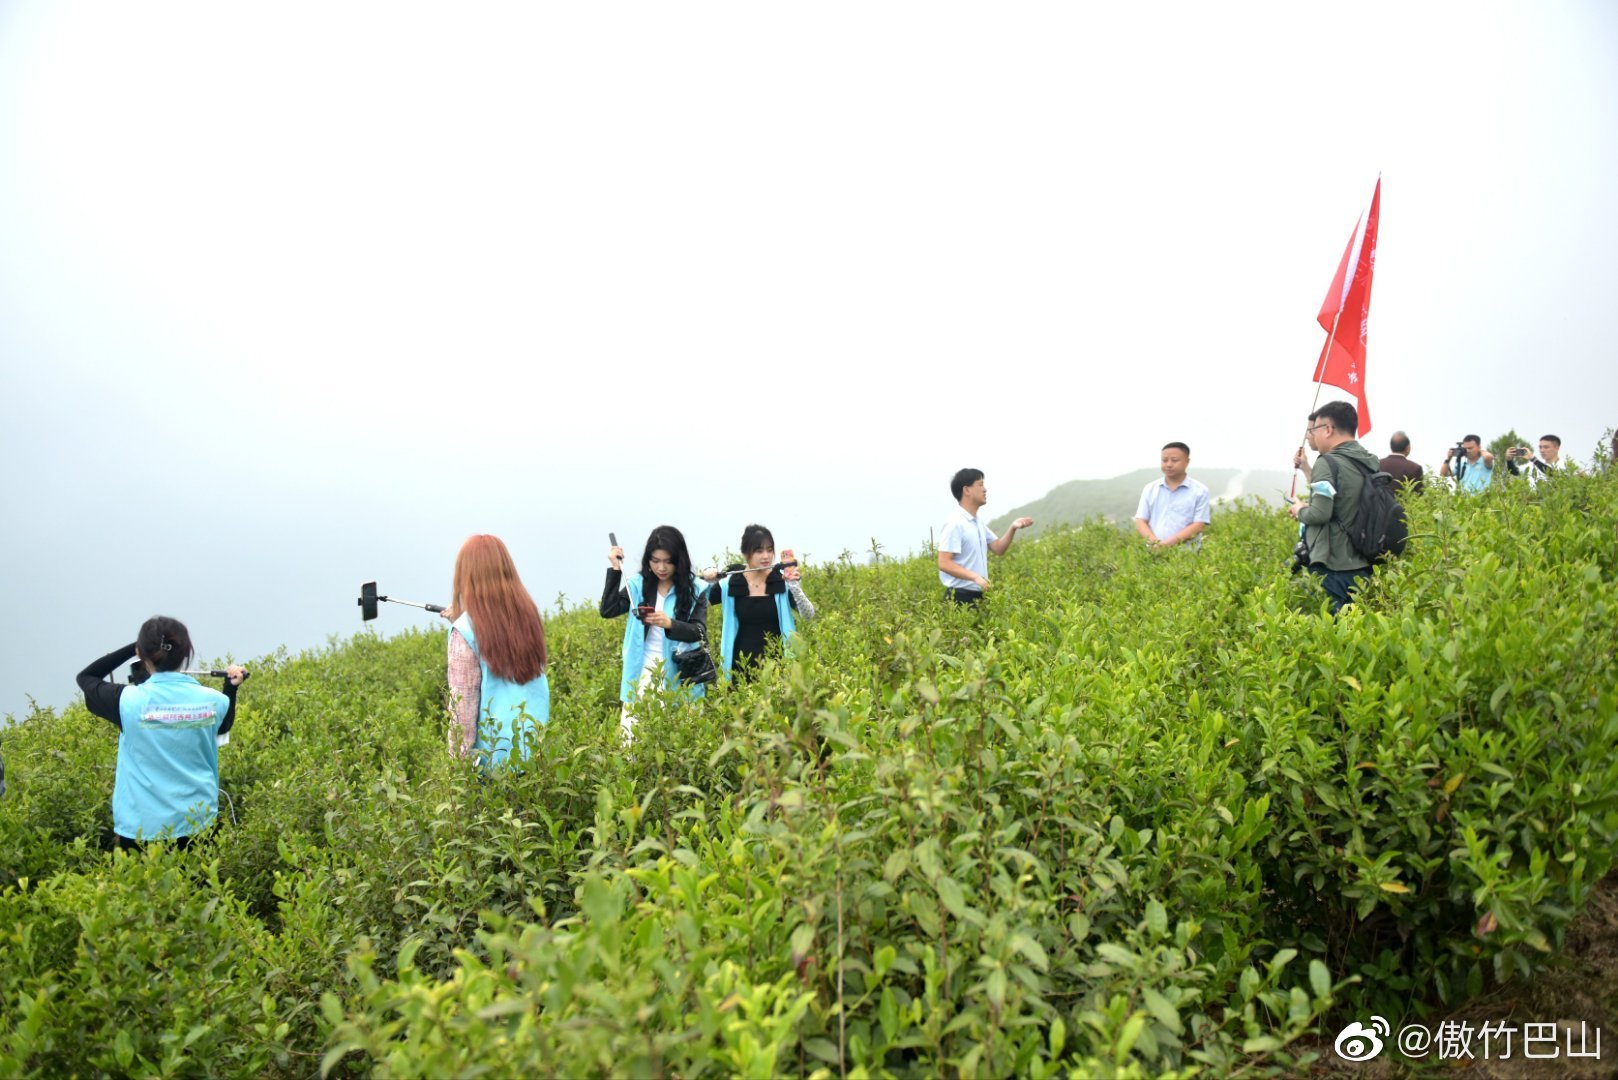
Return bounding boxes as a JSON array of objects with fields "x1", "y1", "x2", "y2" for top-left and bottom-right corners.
[{"x1": 2, "y1": 468, "x2": 1615, "y2": 1077}]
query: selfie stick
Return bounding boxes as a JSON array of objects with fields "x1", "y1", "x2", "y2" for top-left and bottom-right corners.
[
  {"x1": 707, "y1": 560, "x2": 799, "y2": 581},
  {"x1": 358, "y1": 581, "x2": 446, "y2": 622}
]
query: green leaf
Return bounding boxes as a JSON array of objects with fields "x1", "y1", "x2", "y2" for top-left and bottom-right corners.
[
  {"x1": 396, "y1": 936, "x2": 423, "y2": 973},
  {"x1": 1141, "y1": 988, "x2": 1182, "y2": 1035},
  {"x1": 580, "y1": 875, "x2": 619, "y2": 925},
  {"x1": 477, "y1": 998, "x2": 533, "y2": 1019},
  {"x1": 804, "y1": 1037, "x2": 840, "y2": 1064},
  {"x1": 319, "y1": 992, "x2": 345, "y2": 1026},
  {"x1": 1309, "y1": 959, "x2": 1330, "y2": 1000},
  {"x1": 936, "y1": 876, "x2": 969, "y2": 919},
  {"x1": 1010, "y1": 932, "x2": 1049, "y2": 972},
  {"x1": 986, "y1": 967, "x2": 1007, "y2": 1009},
  {"x1": 1095, "y1": 943, "x2": 1138, "y2": 970},
  {"x1": 1115, "y1": 1012, "x2": 1147, "y2": 1062},
  {"x1": 878, "y1": 987, "x2": 900, "y2": 1041},
  {"x1": 1145, "y1": 899, "x2": 1168, "y2": 937}
]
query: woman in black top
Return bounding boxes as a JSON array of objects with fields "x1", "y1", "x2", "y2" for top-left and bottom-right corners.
[{"x1": 702, "y1": 524, "x2": 816, "y2": 682}]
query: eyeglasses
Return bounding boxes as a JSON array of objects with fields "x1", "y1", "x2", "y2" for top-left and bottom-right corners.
[{"x1": 1308, "y1": 424, "x2": 1332, "y2": 433}]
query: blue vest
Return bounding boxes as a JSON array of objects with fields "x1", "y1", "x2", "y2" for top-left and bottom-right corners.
[
  {"x1": 113, "y1": 673, "x2": 229, "y2": 840},
  {"x1": 719, "y1": 581, "x2": 796, "y2": 677},
  {"x1": 618, "y1": 574, "x2": 706, "y2": 704},
  {"x1": 452, "y1": 614, "x2": 549, "y2": 768}
]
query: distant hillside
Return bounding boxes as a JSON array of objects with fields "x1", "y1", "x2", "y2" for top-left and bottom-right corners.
[{"x1": 990, "y1": 467, "x2": 1294, "y2": 537}]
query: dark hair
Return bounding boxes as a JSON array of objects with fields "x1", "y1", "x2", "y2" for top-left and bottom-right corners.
[
  {"x1": 1161, "y1": 442, "x2": 1190, "y2": 456},
  {"x1": 740, "y1": 524, "x2": 775, "y2": 557},
  {"x1": 1540, "y1": 434, "x2": 1561, "y2": 447},
  {"x1": 1389, "y1": 431, "x2": 1411, "y2": 454},
  {"x1": 1310, "y1": 401, "x2": 1359, "y2": 437},
  {"x1": 640, "y1": 525, "x2": 695, "y2": 615},
  {"x1": 950, "y1": 468, "x2": 984, "y2": 502},
  {"x1": 137, "y1": 616, "x2": 193, "y2": 673},
  {"x1": 1463, "y1": 434, "x2": 1481, "y2": 446}
]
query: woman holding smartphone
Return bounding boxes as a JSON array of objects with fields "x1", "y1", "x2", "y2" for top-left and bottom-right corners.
[
  {"x1": 600, "y1": 525, "x2": 709, "y2": 736},
  {"x1": 702, "y1": 524, "x2": 815, "y2": 683},
  {"x1": 76, "y1": 616, "x2": 247, "y2": 850},
  {"x1": 444, "y1": 534, "x2": 549, "y2": 769}
]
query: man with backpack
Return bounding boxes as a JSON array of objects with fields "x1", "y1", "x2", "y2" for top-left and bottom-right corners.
[{"x1": 1288, "y1": 400, "x2": 1399, "y2": 613}]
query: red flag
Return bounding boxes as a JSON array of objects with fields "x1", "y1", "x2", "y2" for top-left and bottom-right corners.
[{"x1": 1312, "y1": 178, "x2": 1380, "y2": 436}]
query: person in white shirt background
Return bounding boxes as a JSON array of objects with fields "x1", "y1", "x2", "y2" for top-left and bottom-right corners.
[
  {"x1": 937, "y1": 468, "x2": 1032, "y2": 606},
  {"x1": 1506, "y1": 433, "x2": 1575, "y2": 487}
]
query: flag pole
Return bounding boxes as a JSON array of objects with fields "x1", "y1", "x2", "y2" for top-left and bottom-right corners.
[
  {"x1": 1291, "y1": 305, "x2": 1346, "y2": 498},
  {"x1": 1291, "y1": 178, "x2": 1374, "y2": 499}
]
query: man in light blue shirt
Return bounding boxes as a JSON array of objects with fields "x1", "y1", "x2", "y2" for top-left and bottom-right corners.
[
  {"x1": 938, "y1": 468, "x2": 1032, "y2": 604},
  {"x1": 1133, "y1": 442, "x2": 1212, "y2": 550},
  {"x1": 1439, "y1": 434, "x2": 1494, "y2": 493}
]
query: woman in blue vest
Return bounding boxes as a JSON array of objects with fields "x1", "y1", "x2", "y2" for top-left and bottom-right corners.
[
  {"x1": 600, "y1": 525, "x2": 708, "y2": 737},
  {"x1": 76, "y1": 616, "x2": 246, "y2": 850},
  {"x1": 445, "y1": 534, "x2": 549, "y2": 769},
  {"x1": 701, "y1": 524, "x2": 816, "y2": 683}
]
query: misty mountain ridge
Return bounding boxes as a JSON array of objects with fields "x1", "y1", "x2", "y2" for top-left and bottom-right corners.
[{"x1": 990, "y1": 467, "x2": 1295, "y2": 538}]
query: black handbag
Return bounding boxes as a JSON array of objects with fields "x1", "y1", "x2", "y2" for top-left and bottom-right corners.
[
  {"x1": 673, "y1": 643, "x2": 717, "y2": 686},
  {"x1": 670, "y1": 593, "x2": 718, "y2": 686}
]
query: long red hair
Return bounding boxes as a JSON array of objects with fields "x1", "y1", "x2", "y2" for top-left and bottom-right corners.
[{"x1": 447, "y1": 535, "x2": 547, "y2": 683}]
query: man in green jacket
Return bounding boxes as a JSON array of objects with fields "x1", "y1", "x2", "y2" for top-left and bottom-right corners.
[{"x1": 1289, "y1": 400, "x2": 1380, "y2": 612}]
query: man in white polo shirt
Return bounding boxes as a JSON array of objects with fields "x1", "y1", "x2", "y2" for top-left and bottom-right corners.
[
  {"x1": 1133, "y1": 442, "x2": 1212, "y2": 550},
  {"x1": 938, "y1": 468, "x2": 1033, "y2": 605}
]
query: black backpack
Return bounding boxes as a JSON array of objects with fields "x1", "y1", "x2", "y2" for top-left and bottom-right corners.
[{"x1": 1323, "y1": 454, "x2": 1409, "y2": 562}]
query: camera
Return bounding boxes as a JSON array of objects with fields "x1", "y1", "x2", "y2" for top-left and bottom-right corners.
[
  {"x1": 635, "y1": 604, "x2": 656, "y2": 621},
  {"x1": 1450, "y1": 442, "x2": 1467, "y2": 460},
  {"x1": 1289, "y1": 539, "x2": 1310, "y2": 574}
]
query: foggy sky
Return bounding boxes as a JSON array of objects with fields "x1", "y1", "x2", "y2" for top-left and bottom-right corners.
[{"x1": 3, "y1": 2, "x2": 1616, "y2": 716}]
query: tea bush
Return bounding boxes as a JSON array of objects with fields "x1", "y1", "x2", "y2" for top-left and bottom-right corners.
[{"x1": 0, "y1": 466, "x2": 1613, "y2": 1076}]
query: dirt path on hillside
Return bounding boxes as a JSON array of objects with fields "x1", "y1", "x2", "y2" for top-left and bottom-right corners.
[{"x1": 1219, "y1": 469, "x2": 1250, "y2": 501}]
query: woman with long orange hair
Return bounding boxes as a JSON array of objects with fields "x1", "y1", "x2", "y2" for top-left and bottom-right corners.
[{"x1": 444, "y1": 535, "x2": 549, "y2": 767}]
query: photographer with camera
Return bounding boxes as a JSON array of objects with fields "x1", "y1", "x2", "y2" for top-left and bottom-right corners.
[
  {"x1": 1438, "y1": 434, "x2": 1493, "y2": 494},
  {"x1": 1288, "y1": 401, "x2": 1381, "y2": 613},
  {"x1": 1505, "y1": 434, "x2": 1571, "y2": 488},
  {"x1": 76, "y1": 616, "x2": 247, "y2": 850}
]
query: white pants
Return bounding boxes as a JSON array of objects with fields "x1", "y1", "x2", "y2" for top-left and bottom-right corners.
[{"x1": 620, "y1": 661, "x2": 662, "y2": 739}]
